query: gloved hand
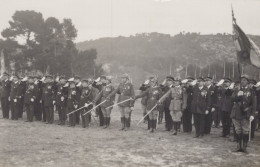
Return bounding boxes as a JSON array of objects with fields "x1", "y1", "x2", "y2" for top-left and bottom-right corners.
[
  {"x1": 8, "y1": 97, "x2": 11, "y2": 101},
  {"x1": 211, "y1": 108, "x2": 215, "y2": 112},
  {"x1": 205, "y1": 110, "x2": 209, "y2": 115},
  {"x1": 39, "y1": 100, "x2": 42, "y2": 103},
  {"x1": 31, "y1": 98, "x2": 34, "y2": 102},
  {"x1": 74, "y1": 104, "x2": 78, "y2": 109},
  {"x1": 61, "y1": 96, "x2": 64, "y2": 102},
  {"x1": 250, "y1": 116, "x2": 254, "y2": 121},
  {"x1": 130, "y1": 107, "x2": 134, "y2": 111},
  {"x1": 85, "y1": 103, "x2": 89, "y2": 107},
  {"x1": 237, "y1": 91, "x2": 244, "y2": 96},
  {"x1": 53, "y1": 101, "x2": 56, "y2": 105},
  {"x1": 14, "y1": 99, "x2": 17, "y2": 103}
]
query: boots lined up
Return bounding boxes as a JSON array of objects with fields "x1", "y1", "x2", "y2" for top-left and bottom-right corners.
[{"x1": 234, "y1": 133, "x2": 249, "y2": 153}]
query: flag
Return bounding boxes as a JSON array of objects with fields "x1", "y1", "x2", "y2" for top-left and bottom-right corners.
[
  {"x1": 232, "y1": 9, "x2": 260, "y2": 68},
  {"x1": 0, "y1": 49, "x2": 6, "y2": 75}
]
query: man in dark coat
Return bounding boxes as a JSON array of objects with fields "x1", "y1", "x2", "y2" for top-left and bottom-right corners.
[
  {"x1": 10, "y1": 74, "x2": 20, "y2": 120},
  {"x1": 161, "y1": 76, "x2": 174, "y2": 131},
  {"x1": 56, "y1": 76, "x2": 68, "y2": 125},
  {"x1": 204, "y1": 76, "x2": 217, "y2": 135},
  {"x1": 74, "y1": 75, "x2": 82, "y2": 124},
  {"x1": 42, "y1": 75, "x2": 56, "y2": 124},
  {"x1": 17, "y1": 77, "x2": 26, "y2": 118},
  {"x1": 191, "y1": 77, "x2": 211, "y2": 138},
  {"x1": 24, "y1": 75, "x2": 37, "y2": 122},
  {"x1": 0, "y1": 72, "x2": 11, "y2": 119}
]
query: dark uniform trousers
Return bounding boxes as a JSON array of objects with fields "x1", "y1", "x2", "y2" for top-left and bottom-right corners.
[
  {"x1": 45, "y1": 106, "x2": 54, "y2": 123},
  {"x1": 221, "y1": 110, "x2": 231, "y2": 136},
  {"x1": 1, "y1": 98, "x2": 10, "y2": 118},
  {"x1": 193, "y1": 113, "x2": 206, "y2": 136},
  {"x1": 24, "y1": 103, "x2": 34, "y2": 121},
  {"x1": 42, "y1": 101, "x2": 46, "y2": 122},
  {"x1": 205, "y1": 111, "x2": 213, "y2": 134},
  {"x1": 81, "y1": 107, "x2": 92, "y2": 128},
  {"x1": 213, "y1": 107, "x2": 221, "y2": 127},
  {"x1": 67, "y1": 105, "x2": 76, "y2": 126},
  {"x1": 17, "y1": 98, "x2": 24, "y2": 118},
  {"x1": 10, "y1": 100, "x2": 18, "y2": 120},
  {"x1": 57, "y1": 104, "x2": 67, "y2": 124},
  {"x1": 182, "y1": 109, "x2": 192, "y2": 132},
  {"x1": 34, "y1": 101, "x2": 43, "y2": 121}
]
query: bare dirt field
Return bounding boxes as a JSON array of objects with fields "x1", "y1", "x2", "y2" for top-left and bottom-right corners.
[{"x1": 0, "y1": 100, "x2": 260, "y2": 167}]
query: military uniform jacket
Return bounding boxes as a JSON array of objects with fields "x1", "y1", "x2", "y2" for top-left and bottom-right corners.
[
  {"x1": 191, "y1": 86, "x2": 210, "y2": 114},
  {"x1": 0, "y1": 80, "x2": 11, "y2": 98},
  {"x1": 206, "y1": 85, "x2": 218, "y2": 110},
  {"x1": 109, "y1": 82, "x2": 135, "y2": 107},
  {"x1": 24, "y1": 83, "x2": 37, "y2": 104},
  {"x1": 231, "y1": 86, "x2": 256, "y2": 120},
  {"x1": 94, "y1": 84, "x2": 115, "y2": 108},
  {"x1": 136, "y1": 86, "x2": 162, "y2": 111},
  {"x1": 80, "y1": 87, "x2": 99, "y2": 107},
  {"x1": 10, "y1": 82, "x2": 19, "y2": 100},
  {"x1": 160, "y1": 85, "x2": 172, "y2": 110},
  {"x1": 35, "y1": 82, "x2": 43, "y2": 103},
  {"x1": 56, "y1": 84, "x2": 68, "y2": 106},
  {"x1": 42, "y1": 83, "x2": 55, "y2": 107},
  {"x1": 16, "y1": 81, "x2": 26, "y2": 101},
  {"x1": 67, "y1": 88, "x2": 79, "y2": 108},
  {"x1": 162, "y1": 86, "x2": 184, "y2": 111},
  {"x1": 185, "y1": 86, "x2": 193, "y2": 111},
  {"x1": 139, "y1": 84, "x2": 149, "y2": 106},
  {"x1": 219, "y1": 87, "x2": 233, "y2": 112}
]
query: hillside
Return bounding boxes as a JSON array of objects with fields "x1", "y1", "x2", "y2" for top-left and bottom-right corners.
[{"x1": 77, "y1": 32, "x2": 260, "y2": 85}]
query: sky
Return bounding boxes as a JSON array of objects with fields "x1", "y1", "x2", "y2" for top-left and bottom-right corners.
[{"x1": 0, "y1": 0, "x2": 259, "y2": 42}]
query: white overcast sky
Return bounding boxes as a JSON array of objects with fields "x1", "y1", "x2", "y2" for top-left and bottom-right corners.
[{"x1": 0, "y1": 0, "x2": 259, "y2": 42}]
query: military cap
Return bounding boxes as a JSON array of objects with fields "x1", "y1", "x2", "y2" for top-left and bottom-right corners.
[
  {"x1": 74, "y1": 75, "x2": 81, "y2": 79},
  {"x1": 240, "y1": 74, "x2": 249, "y2": 81},
  {"x1": 204, "y1": 76, "x2": 213, "y2": 81},
  {"x1": 100, "y1": 75, "x2": 106, "y2": 80},
  {"x1": 68, "y1": 78, "x2": 74, "y2": 82},
  {"x1": 166, "y1": 76, "x2": 174, "y2": 82},
  {"x1": 197, "y1": 77, "x2": 204, "y2": 82},
  {"x1": 174, "y1": 76, "x2": 181, "y2": 81},
  {"x1": 82, "y1": 79, "x2": 88, "y2": 83},
  {"x1": 121, "y1": 73, "x2": 129, "y2": 79},
  {"x1": 223, "y1": 77, "x2": 232, "y2": 83},
  {"x1": 249, "y1": 79, "x2": 256, "y2": 85},
  {"x1": 186, "y1": 76, "x2": 195, "y2": 81},
  {"x1": 45, "y1": 74, "x2": 53, "y2": 79}
]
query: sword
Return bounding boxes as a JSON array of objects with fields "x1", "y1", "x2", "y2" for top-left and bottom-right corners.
[
  {"x1": 137, "y1": 104, "x2": 158, "y2": 125},
  {"x1": 83, "y1": 100, "x2": 107, "y2": 116},
  {"x1": 105, "y1": 98, "x2": 133, "y2": 109},
  {"x1": 67, "y1": 103, "x2": 92, "y2": 116}
]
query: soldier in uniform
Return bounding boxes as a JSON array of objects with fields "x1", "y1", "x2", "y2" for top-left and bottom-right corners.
[
  {"x1": 17, "y1": 76, "x2": 26, "y2": 118},
  {"x1": 204, "y1": 76, "x2": 217, "y2": 135},
  {"x1": 67, "y1": 79, "x2": 79, "y2": 127},
  {"x1": 56, "y1": 76, "x2": 69, "y2": 125},
  {"x1": 107, "y1": 73, "x2": 135, "y2": 131},
  {"x1": 93, "y1": 76, "x2": 115, "y2": 128},
  {"x1": 191, "y1": 77, "x2": 211, "y2": 138},
  {"x1": 248, "y1": 79, "x2": 257, "y2": 140},
  {"x1": 182, "y1": 77, "x2": 194, "y2": 133},
  {"x1": 161, "y1": 76, "x2": 174, "y2": 131},
  {"x1": 0, "y1": 72, "x2": 11, "y2": 119},
  {"x1": 135, "y1": 76, "x2": 162, "y2": 132},
  {"x1": 80, "y1": 79, "x2": 98, "y2": 128},
  {"x1": 42, "y1": 75, "x2": 56, "y2": 124},
  {"x1": 219, "y1": 78, "x2": 233, "y2": 137},
  {"x1": 34, "y1": 75, "x2": 43, "y2": 121},
  {"x1": 93, "y1": 76, "x2": 105, "y2": 126},
  {"x1": 139, "y1": 79, "x2": 150, "y2": 127},
  {"x1": 24, "y1": 75, "x2": 37, "y2": 122},
  {"x1": 160, "y1": 77, "x2": 185, "y2": 135},
  {"x1": 231, "y1": 75, "x2": 256, "y2": 152},
  {"x1": 10, "y1": 74, "x2": 19, "y2": 120},
  {"x1": 74, "y1": 75, "x2": 82, "y2": 124}
]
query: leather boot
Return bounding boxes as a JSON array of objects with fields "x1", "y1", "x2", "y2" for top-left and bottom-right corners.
[{"x1": 120, "y1": 117, "x2": 125, "y2": 130}]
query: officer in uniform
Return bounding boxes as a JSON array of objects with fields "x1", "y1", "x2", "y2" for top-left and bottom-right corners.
[
  {"x1": 139, "y1": 79, "x2": 150, "y2": 124},
  {"x1": 94, "y1": 76, "x2": 115, "y2": 128},
  {"x1": 24, "y1": 75, "x2": 37, "y2": 122},
  {"x1": 42, "y1": 75, "x2": 56, "y2": 124},
  {"x1": 136, "y1": 76, "x2": 162, "y2": 132},
  {"x1": 74, "y1": 75, "x2": 82, "y2": 124},
  {"x1": 10, "y1": 74, "x2": 19, "y2": 120},
  {"x1": 219, "y1": 78, "x2": 233, "y2": 137},
  {"x1": 67, "y1": 79, "x2": 79, "y2": 127},
  {"x1": 56, "y1": 76, "x2": 68, "y2": 125},
  {"x1": 204, "y1": 76, "x2": 217, "y2": 135},
  {"x1": 191, "y1": 77, "x2": 211, "y2": 138},
  {"x1": 160, "y1": 77, "x2": 185, "y2": 135},
  {"x1": 107, "y1": 73, "x2": 135, "y2": 131},
  {"x1": 17, "y1": 76, "x2": 26, "y2": 118},
  {"x1": 161, "y1": 76, "x2": 174, "y2": 131},
  {"x1": 34, "y1": 75, "x2": 43, "y2": 121},
  {"x1": 80, "y1": 79, "x2": 98, "y2": 128},
  {"x1": 0, "y1": 72, "x2": 11, "y2": 119},
  {"x1": 231, "y1": 75, "x2": 256, "y2": 152},
  {"x1": 248, "y1": 79, "x2": 257, "y2": 139},
  {"x1": 182, "y1": 77, "x2": 194, "y2": 133}
]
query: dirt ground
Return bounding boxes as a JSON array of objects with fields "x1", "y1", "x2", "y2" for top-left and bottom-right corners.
[{"x1": 0, "y1": 100, "x2": 260, "y2": 167}]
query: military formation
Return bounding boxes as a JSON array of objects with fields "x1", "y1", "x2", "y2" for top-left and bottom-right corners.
[{"x1": 0, "y1": 72, "x2": 259, "y2": 153}]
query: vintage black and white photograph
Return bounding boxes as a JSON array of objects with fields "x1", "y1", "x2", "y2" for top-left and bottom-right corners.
[{"x1": 0, "y1": 0, "x2": 260, "y2": 166}]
